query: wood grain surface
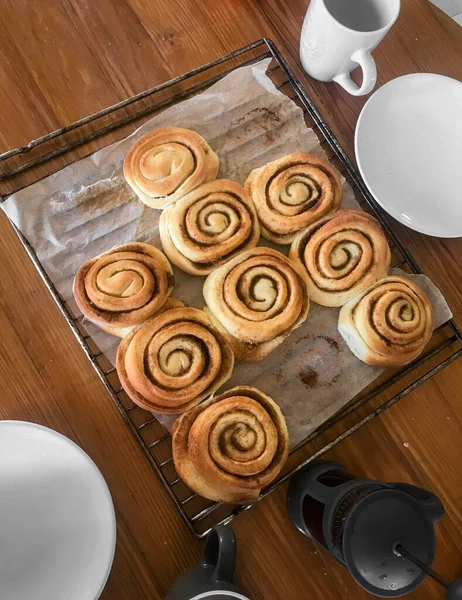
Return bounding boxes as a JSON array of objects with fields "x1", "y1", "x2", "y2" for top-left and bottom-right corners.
[{"x1": 0, "y1": 1, "x2": 461, "y2": 598}]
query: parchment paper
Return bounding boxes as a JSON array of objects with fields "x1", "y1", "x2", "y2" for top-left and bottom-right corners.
[{"x1": 2, "y1": 60, "x2": 452, "y2": 448}]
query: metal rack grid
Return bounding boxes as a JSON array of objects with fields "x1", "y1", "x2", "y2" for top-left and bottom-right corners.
[{"x1": 0, "y1": 38, "x2": 460, "y2": 539}]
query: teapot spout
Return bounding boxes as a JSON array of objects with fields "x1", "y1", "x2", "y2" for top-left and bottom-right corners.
[{"x1": 392, "y1": 482, "x2": 445, "y2": 525}]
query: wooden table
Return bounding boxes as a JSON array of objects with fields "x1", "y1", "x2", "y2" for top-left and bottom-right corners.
[{"x1": 0, "y1": 1, "x2": 461, "y2": 598}]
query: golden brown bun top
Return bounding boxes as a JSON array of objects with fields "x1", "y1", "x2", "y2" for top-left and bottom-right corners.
[{"x1": 123, "y1": 127, "x2": 219, "y2": 209}]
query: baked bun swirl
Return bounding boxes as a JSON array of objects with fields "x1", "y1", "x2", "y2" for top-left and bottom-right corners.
[
  {"x1": 73, "y1": 242, "x2": 174, "y2": 337},
  {"x1": 172, "y1": 386, "x2": 289, "y2": 503},
  {"x1": 289, "y1": 210, "x2": 391, "y2": 307},
  {"x1": 203, "y1": 247, "x2": 310, "y2": 361},
  {"x1": 338, "y1": 275, "x2": 434, "y2": 367},
  {"x1": 160, "y1": 179, "x2": 260, "y2": 275},
  {"x1": 245, "y1": 152, "x2": 342, "y2": 244},
  {"x1": 124, "y1": 127, "x2": 219, "y2": 209},
  {"x1": 117, "y1": 307, "x2": 234, "y2": 413}
]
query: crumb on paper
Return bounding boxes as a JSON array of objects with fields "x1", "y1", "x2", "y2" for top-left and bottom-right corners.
[{"x1": 299, "y1": 367, "x2": 319, "y2": 387}]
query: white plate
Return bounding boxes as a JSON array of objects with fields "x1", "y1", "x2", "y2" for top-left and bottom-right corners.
[
  {"x1": 0, "y1": 421, "x2": 116, "y2": 600},
  {"x1": 355, "y1": 74, "x2": 462, "y2": 238}
]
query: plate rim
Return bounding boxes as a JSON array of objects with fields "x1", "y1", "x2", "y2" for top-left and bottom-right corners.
[
  {"x1": 0, "y1": 420, "x2": 117, "y2": 600},
  {"x1": 355, "y1": 72, "x2": 462, "y2": 239}
]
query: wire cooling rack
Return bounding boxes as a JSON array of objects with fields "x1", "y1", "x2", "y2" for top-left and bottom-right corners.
[{"x1": 0, "y1": 39, "x2": 460, "y2": 539}]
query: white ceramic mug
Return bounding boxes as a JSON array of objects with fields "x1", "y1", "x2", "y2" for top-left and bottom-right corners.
[{"x1": 300, "y1": 0, "x2": 400, "y2": 96}]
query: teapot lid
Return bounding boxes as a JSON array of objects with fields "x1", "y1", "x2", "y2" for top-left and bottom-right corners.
[
  {"x1": 191, "y1": 592, "x2": 250, "y2": 600},
  {"x1": 342, "y1": 489, "x2": 435, "y2": 597}
]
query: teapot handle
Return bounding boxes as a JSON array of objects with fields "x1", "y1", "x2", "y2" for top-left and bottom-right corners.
[{"x1": 200, "y1": 526, "x2": 237, "y2": 584}]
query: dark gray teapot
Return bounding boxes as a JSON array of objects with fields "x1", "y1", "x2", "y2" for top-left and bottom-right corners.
[{"x1": 166, "y1": 526, "x2": 251, "y2": 600}]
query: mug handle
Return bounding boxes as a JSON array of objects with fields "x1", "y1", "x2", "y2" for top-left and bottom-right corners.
[
  {"x1": 333, "y1": 49, "x2": 377, "y2": 96},
  {"x1": 200, "y1": 525, "x2": 237, "y2": 584}
]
